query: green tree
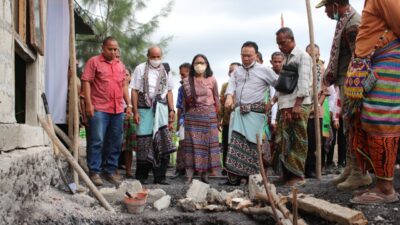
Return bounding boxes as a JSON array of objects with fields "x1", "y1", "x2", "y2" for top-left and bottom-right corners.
[{"x1": 76, "y1": 0, "x2": 174, "y2": 70}]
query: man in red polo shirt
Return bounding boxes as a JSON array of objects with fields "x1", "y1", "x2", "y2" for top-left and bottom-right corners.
[{"x1": 82, "y1": 36, "x2": 132, "y2": 186}]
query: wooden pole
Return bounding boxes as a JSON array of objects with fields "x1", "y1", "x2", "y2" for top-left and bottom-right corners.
[
  {"x1": 292, "y1": 187, "x2": 298, "y2": 225},
  {"x1": 54, "y1": 124, "x2": 89, "y2": 174},
  {"x1": 68, "y1": 0, "x2": 80, "y2": 185},
  {"x1": 305, "y1": 0, "x2": 322, "y2": 180},
  {"x1": 39, "y1": 116, "x2": 115, "y2": 213},
  {"x1": 256, "y1": 134, "x2": 283, "y2": 225}
]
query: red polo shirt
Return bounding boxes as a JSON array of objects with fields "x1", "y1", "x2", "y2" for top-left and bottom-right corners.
[{"x1": 81, "y1": 54, "x2": 126, "y2": 114}]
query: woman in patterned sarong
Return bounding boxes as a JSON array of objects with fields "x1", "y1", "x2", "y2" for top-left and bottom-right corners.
[
  {"x1": 182, "y1": 54, "x2": 220, "y2": 184},
  {"x1": 349, "y1": 0, "x2": 400, "y2": 204}
]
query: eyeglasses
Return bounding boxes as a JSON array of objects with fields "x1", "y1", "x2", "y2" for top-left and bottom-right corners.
[{"x1": 194, "y1": 62, "x2": 206, "y2": 65}]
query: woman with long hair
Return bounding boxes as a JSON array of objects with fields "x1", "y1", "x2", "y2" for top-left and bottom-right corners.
[{"x1": 182, "y1": 54, "x2": 220, "y2": 184}]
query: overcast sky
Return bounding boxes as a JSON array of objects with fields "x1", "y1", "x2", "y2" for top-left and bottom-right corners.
[{"x1": 138, "y1": 0, "x2": 364, "y2": 99}]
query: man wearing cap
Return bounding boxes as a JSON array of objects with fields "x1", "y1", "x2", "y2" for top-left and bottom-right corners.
[{"x1": 316, "y1": 0, "x2": 372, "y2": 191}]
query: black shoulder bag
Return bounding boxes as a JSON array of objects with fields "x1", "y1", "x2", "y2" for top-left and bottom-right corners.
[{"x1": 274, "y1": 64, "x2": 299, "y2": 94}]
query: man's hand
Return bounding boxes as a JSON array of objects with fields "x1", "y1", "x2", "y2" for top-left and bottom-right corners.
[
  {"x1": 333, "y1": 120, "x2": 340, "y2": 130},
  {"x1": 85, "y1": 103, "x2": 95, "y2": 118},
  {"x1": 134, "y1": 113, "x2": 140, "y2": 125},
  {"x1": 292, "y1": 105, "x2": 301, "y2": 120},
  {"x1": 125, "y1": 106, "x2": 133, "y2": 119},
  {"x1": 265, "y1": 102, "x2": 272, "y2": 112},
  {"x1": 225, "y1": 95, "x2": 234, "y2": 109},
  {"x1": 283, "y1": 109, "x2": 292, "y2": 123},
  {"x1": 168, "y1": 111, "x2": 175, "y2": 131}
]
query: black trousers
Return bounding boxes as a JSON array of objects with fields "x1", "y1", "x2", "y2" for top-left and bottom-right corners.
[
  {"x1": 305, "y1": 118, "x2": 324, "y2": 175},
  {"x1": 221, "y1": 124, "x2": 230, "y2": 167},
  {"x1": 135, "y1": 155, "x2": 170, "y2": 182},
  {"x1": 330, "y1": 118, "x2": 347, "y2": 166}
]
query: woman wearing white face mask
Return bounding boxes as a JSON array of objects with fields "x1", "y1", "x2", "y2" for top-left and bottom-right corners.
[{"x1": 182, "y1": 54, "x2": 221, "y2": 184}]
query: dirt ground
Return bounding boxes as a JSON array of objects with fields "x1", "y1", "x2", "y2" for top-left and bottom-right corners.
[{"x1": 13, "y1": 165, "x2": 400, "y2": 225}]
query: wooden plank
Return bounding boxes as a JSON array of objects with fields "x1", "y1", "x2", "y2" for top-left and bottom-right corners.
[
  {"x1": 288, "y1": 194, "x2": 368, "y2": 225},
  {"x1": 18, "y1": 0, "x2": 26, "y2": 42},
  {"x1": 14, "y1": 34, "x2": 36, "y2": 63}
]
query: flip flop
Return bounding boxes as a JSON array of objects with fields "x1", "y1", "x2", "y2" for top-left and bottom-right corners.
[
  {"x1": 352, "y1": 188, "x2": 370, "y2": 196},
  {"x1": 350, "y1": 191, "x2": 399, "y2": 205}
]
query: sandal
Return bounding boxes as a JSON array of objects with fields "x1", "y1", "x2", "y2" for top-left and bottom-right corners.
[
  {"x1": 352, "y1": 188, "x2": 370, "y2": 196},
  {"x1": 350, "y1": 191, "x2": 399, "y2": 205}
]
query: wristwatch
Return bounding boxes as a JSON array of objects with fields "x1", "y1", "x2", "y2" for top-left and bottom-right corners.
[{"x1": 128, "y1": 104, "x2": 133, "y2": 108}]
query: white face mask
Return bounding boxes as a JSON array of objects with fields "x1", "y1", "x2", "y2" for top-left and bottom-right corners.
[
  {"x1": 194, "y1": 64, "x2": 207, "y2": 74},
  {"x1": 243, "y1": 60, "x2": 256, "y2": 69},
  {"x1": 149, "y1": 59, "x2": 162, "y2": 68}
]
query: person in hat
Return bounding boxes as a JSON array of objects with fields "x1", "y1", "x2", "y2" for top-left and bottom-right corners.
[{"x1": 316, "y1": 0, "x2": 372, "y2": 191}]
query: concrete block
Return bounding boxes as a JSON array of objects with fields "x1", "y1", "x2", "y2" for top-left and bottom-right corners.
[
  {"x1": 206, "y1": 188, "x2": 224, "y2": 204},
  {"x1": 177, "y1": 198, "x2": 196, "y2": 212},
  {"x1": 0, "y1": 147, "x2": 59, "y2": 225},
  {"x1": 153, "y1": 195, "x2": 171, "y2": 211},
  {"x1": 147, "y1": 188, "x2": 166, "y2": 204},
  {"x1": 99, "y1": 187, "x2": 117, "y2": 203},
  {"x1": 186, "y1": 179, "x2": 210, "y2": 203},
  {"x1": 100, "y1": 180, "x2": 143, "y2": 203},
  {"x1": 0, "y1": 124, "x2": 48, "y2": 151},
  {"x1": 18, "y1": 124, "x2": 47, "y2": 149},
  {"x1": 248, "y1": 174, "x2": 265, "y2": 200}
]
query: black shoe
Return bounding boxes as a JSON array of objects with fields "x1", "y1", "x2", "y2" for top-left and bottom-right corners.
[
  {"x1": 218, "y1": 180, "x2": 240, "y2": 186},
  {"x1": 154, "y1": 180, "x2": 170, "y2": 185},
  {"x1": 305, "y1": 171, "x2": 316, "y2": 178},
  {"x1": 138, "y1": 179, "x2": 148, "y2": 185},
  {"x1": 170, "y1": 171, "x2": 185, "y2": 179}
]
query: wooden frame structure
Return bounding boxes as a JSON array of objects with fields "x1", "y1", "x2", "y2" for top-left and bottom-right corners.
[{"x1": 29, "y1": 0, "x2": 45, "y2": 55}]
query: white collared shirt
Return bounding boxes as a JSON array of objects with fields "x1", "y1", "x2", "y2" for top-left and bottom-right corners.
[
  {"x1": 225, "y1": 63, "x2": 278, "y2": 106},
  {"x1": 130, "y1": 62, "x2": 174, "y2": 99},
  {"x1": 277, "y1": 46, "x2": 313, "y2": 110}
]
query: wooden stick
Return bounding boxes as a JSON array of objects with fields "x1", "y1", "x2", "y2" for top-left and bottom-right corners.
[
  {"x1": 39, "y1": 116, "x2": 115, "y2": 213},
  {"x1": 292, "y1": 187, "x2": 298, "y2": 225},
  {"x1": 68, "y1": 0, "x2": 80, "y2": 186},
  {"x1": 54, "y1": 124, "x2": 72, "y2": 148},
  {"x1": 256, "y1": 134, "x2": 283, "y2": 225},
  {"x1": 305, "y1": 0, "x2": 322, "y2": 180},
  {"x1": 54, "y1": 124, "x2": 89, "y2": 174},
  {"x1": 254, "y1": 192, "x2": 308, "y2": 225}
]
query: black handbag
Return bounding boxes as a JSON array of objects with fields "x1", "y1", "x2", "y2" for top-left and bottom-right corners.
[{"x1": 275, "y1": 64, "x2": 299, "y2": 94}]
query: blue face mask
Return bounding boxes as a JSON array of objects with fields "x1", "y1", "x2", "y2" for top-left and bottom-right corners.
[
  {"x1": 333, "y1": 11, "x2": 340, "y2": 21},
  {"x1": 333, "y1": 6, "x2": 340, "y2": 21}
]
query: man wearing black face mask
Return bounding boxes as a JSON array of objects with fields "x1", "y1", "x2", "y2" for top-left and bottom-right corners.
[{"x1": 316, "y1": 0, "x2": 372, "y2": 191}]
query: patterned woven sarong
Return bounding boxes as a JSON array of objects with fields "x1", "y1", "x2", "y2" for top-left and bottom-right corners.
[
  {"x1": 225, "y1": 105, "x2": 266, "y2": 177},
  {"x1": 136, "y1": 103, "x2": 176, "y2": 167},
  {"x1": 352, "y1": 39, "x2": 400, "y2": 180},
  {"x1": 361, "y1": 39, "x2": 400, "y2": 136},
  {"x1": 122, "y1": 117, "x2": 137, "y2": 152},
  {"x1": 273, "y1": 105, "x2": 311, "y2": 177},
  {"x1": 183, "y1": 106, "x2": 220, "y2": 172}
]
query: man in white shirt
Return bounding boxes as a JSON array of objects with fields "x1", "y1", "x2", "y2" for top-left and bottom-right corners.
[
  {"x1": 273, "y1": 27, "x2": 313, "y2": 186},
  {"x1": 130, "y1": 46, "x2": 176, "y2": 185},
  {"x1": 223, "y1": 41, "x2": 278, "y2": 185}
]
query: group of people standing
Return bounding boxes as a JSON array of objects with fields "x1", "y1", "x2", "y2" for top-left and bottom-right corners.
[{"x1": 80, "y1": 0, "x2": 400, "y2": 205}]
